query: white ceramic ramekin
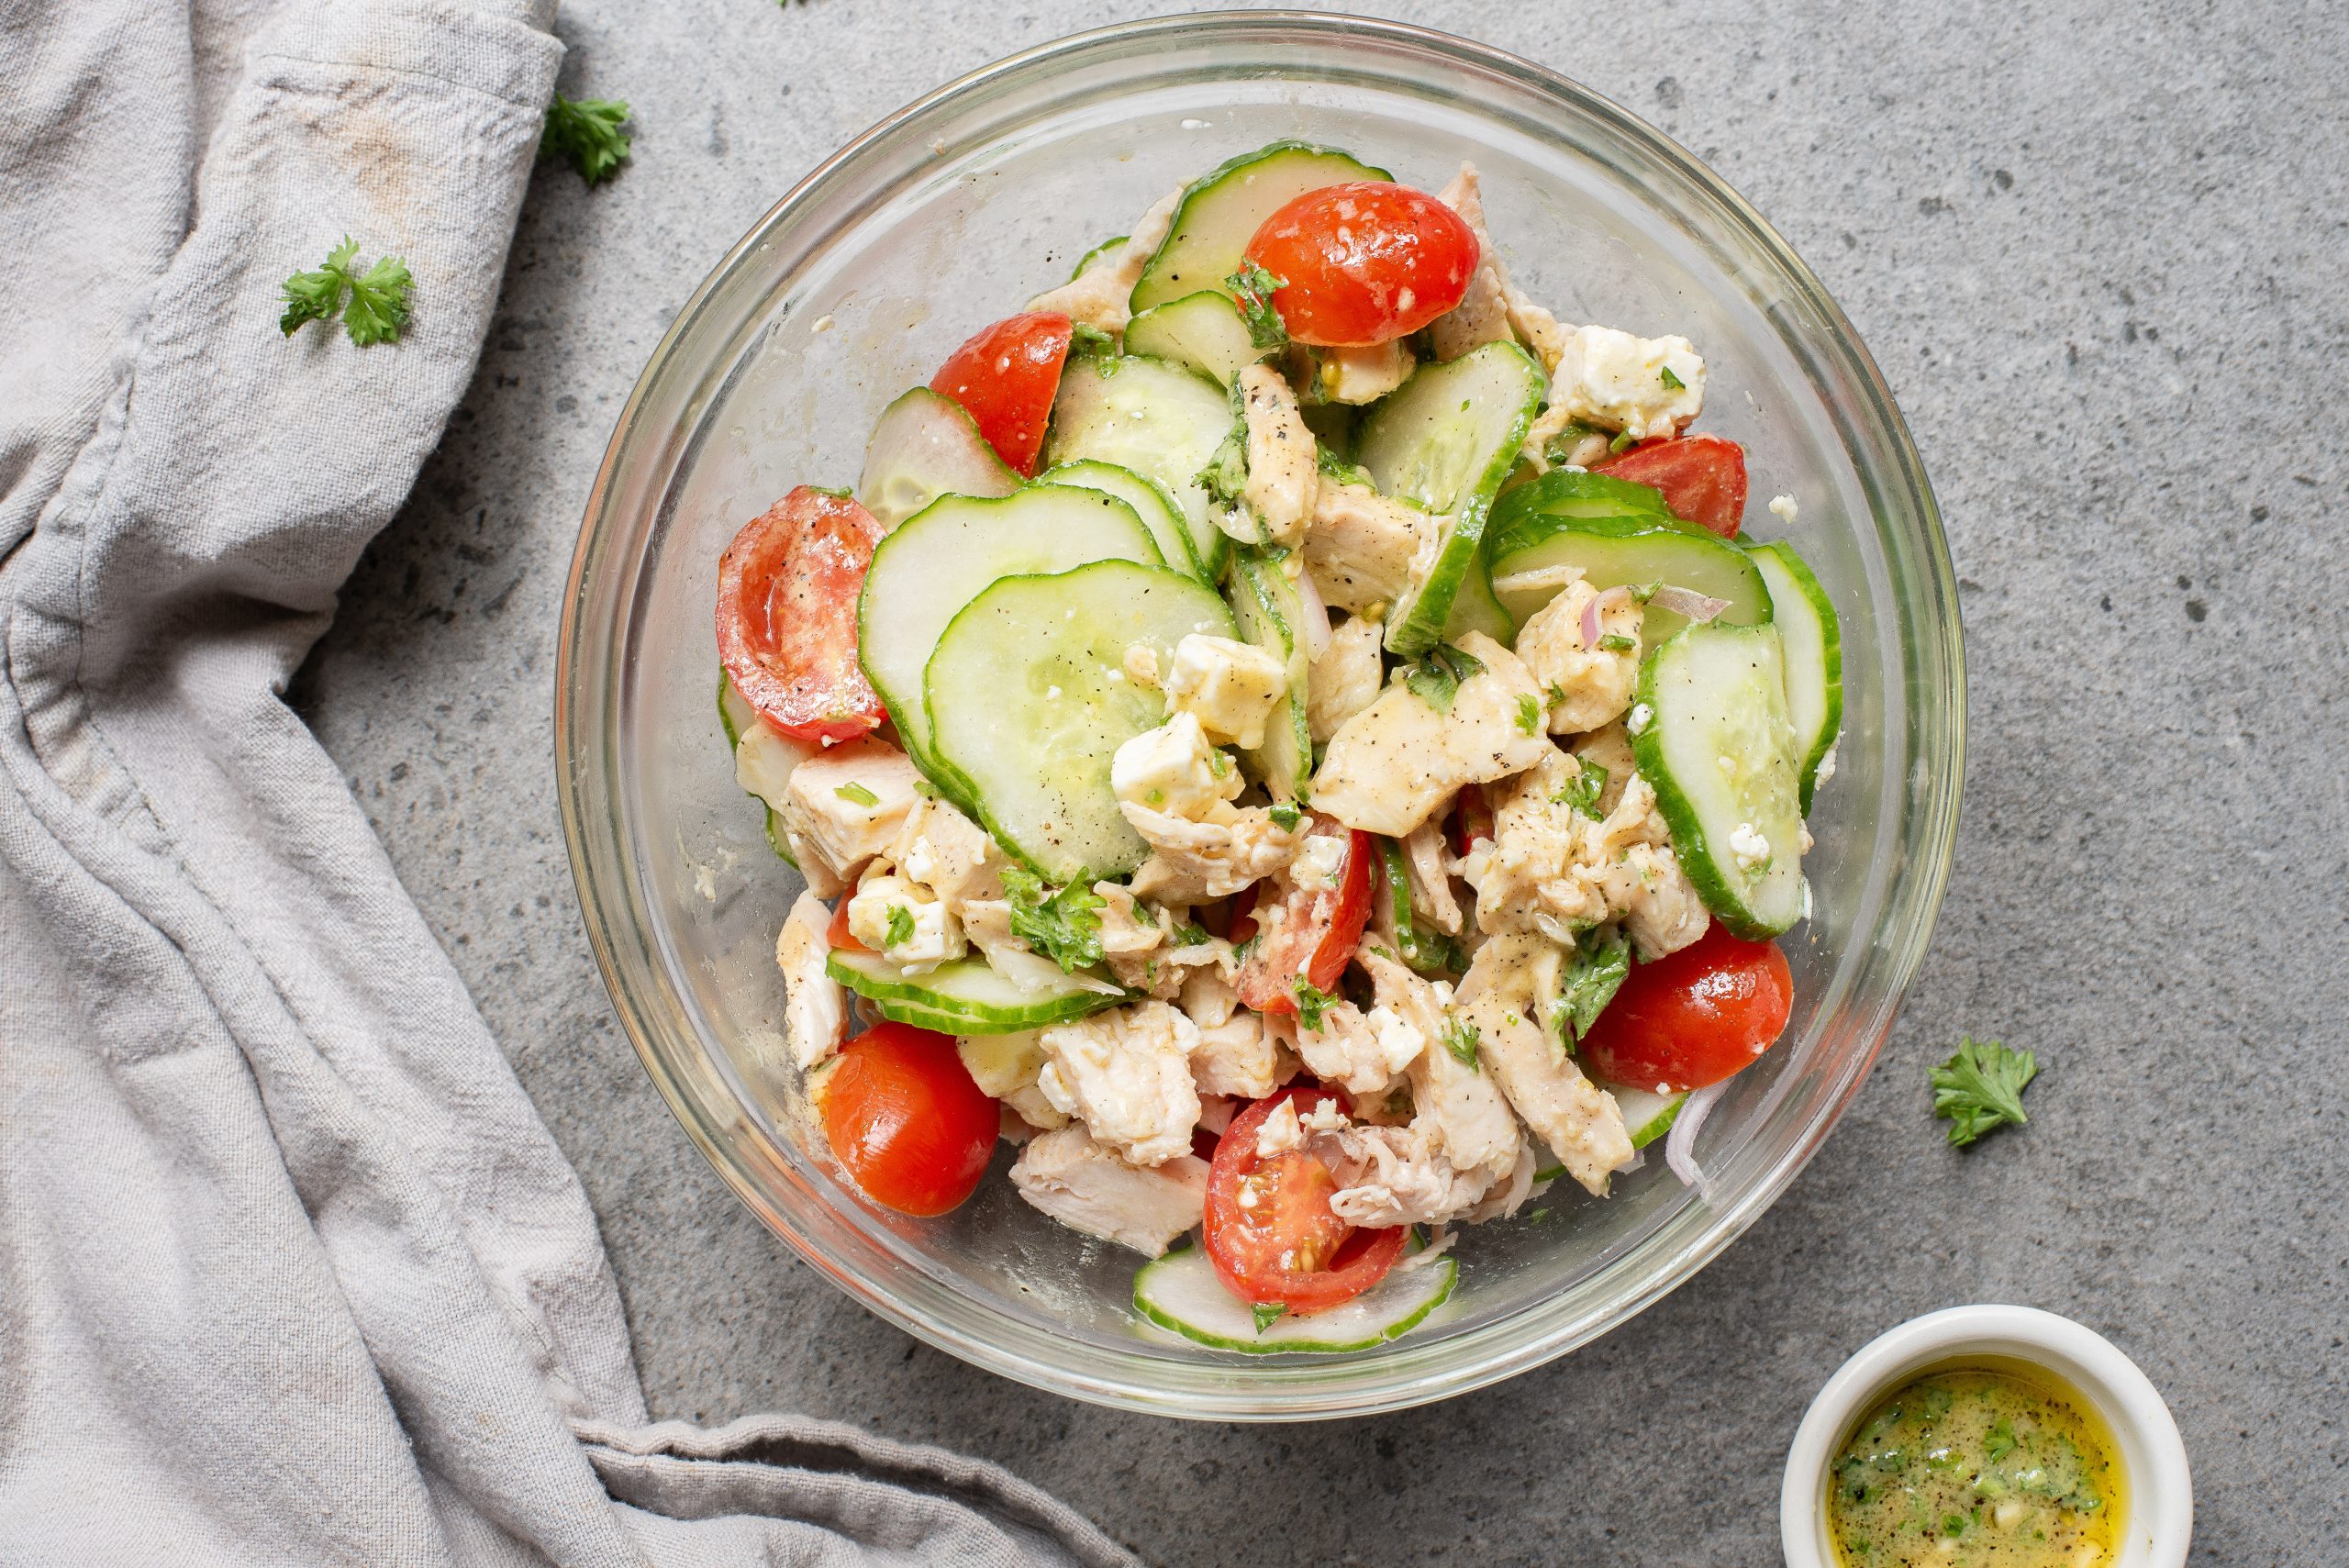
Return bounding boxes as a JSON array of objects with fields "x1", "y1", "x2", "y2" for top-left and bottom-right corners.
[{"x1": 1782, "y1": 1305, "x2": 2192, "y2": 1568}]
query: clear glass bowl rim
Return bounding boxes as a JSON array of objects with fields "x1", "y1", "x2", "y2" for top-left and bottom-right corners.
[{"x1": 554, "y1": 9, "x2": 1965, "y2": 1420}]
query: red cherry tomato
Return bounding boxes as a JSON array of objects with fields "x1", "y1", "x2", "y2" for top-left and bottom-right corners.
[
  {"x1": 1577, "y1": 926, "x2": 1793, "y2": 1094},
  {"x1": 716, "y1": 486, "x2": 887, "y2": 742},
  {"x1": 1203, "y1": 1086, "x2": 1405, "y2": 1313},
  {"x1": 929, "y1": 310, "x2": 1074, "y2": 476},
  {"x1": 825, "y1": 895, "x2": 863, "y2": 952},
  {"x1": 819, "y1": 1023, "x2": 997, "y2": 1217},
  {"x1": 1234, "y1": 818, "x2": 1375, "y2": 1015},
  {"x1": 1592, "y1": 432, "x2": 1749, "y2": 539},
  {"x1": 1447, "y1": 783, "x2": 1495, "y2": 861},
  {"x1": 1242, "y1": 183, "x2": 1478, "y2": 348}
]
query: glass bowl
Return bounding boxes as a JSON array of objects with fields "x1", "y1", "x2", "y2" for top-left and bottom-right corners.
[{"x1": 555, "y1": 11, "x2": 1963, "y2": 1420}]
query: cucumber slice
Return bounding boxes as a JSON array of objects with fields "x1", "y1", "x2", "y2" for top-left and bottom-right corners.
[
  {"x1": 1494, "y1": 468, "x2": 1674, "y2": 522},
  {"x1": 859, "y1": 387, "x2": 1021, "y2": 531},
  {"x1": 1224, "y1": 549, "x2": 1314, "y2": 802},
  {"x1": 827, "y1": 950, "x2": 1124, "y2": 1036},
  {"x1": 1632, "y1": 623, "x2": 1806, "y2": 937},
  {"x1": 1353, "y1": 341, "x2": 1546, "y2": 657},
  {"x1": 1377, "y1": 837, "x2": 1462, "y2": 975},
  {"x1": 1035, "y1": 461, "x2": 1197, "y2": 583},
  {"x1": 1486, "y1": 514, "x2": 1775, "y2": 639},
  {"x1": 1742, "y1": 539, "x2": 1843, "y2": 812},
  {"x1": 1443, "y1": 532, "x2": 1518, "y2": 647},
  {"x1": 1071, "y1": 234, "x2": 1127, "y2": 282},
  {"x1": 1130, "y1": 140, "x2": 1391, "y2": 313},
  {"x1": 858, "y1": 486, "x2": 1163, "y2": 777},
  {"x1": 1131, "y1": 1238, "x2": 1455, "y2": 1354},
  {"x1": 924, "y1": 560, "x2": 1237, "y2": 883},
  {"x1": 1123, "y1": 290, "x2": 1273, "y2": 388},
  {"x1": 1604, "y1": 1084, "x2": 1689, "y2": 1149},
  {"x1": 1044, "y1": 355, "x2": 1233, "y2": 580},
  {"x1": 718, "y1": 670, "x2": 807, "y2": 865}
]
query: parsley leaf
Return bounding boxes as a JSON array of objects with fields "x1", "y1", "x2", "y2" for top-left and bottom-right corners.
[
  {"x1": 1316, "y1": 446, "x2": 1375, "y2": 489},
  {"x1": 279, "y1": 237, "x2": 412, "y2": 347},
  {"x1": 1170, "y1": 922, "x2": 1213, "y2": 949},
  {"x1": 1226, "y1": 260, "x2": 1289, "y2": 350},
  {"x1": 1609, "y1": 429, "x2": 1638, "y2": 454},
  {"x1": 1197, "y1": 422, "x2": 1251, "y2": 511},
  {"x1": 1557, "y1": 928, "x2": 1631, "y2": 1042},
  {"x1": 1292, "y1": 976, "x2": 1339, "y2": 1030},
  {"x1": 1598, "y1": 632, "x2": 1636, "y2": 652},
  {"x1": 999, "y1": 867, "x2": 1107, "y2": 973},
  {"x1": 1542, "y1": 422, "x2": 1600, "y2": 466},
  {"x1": 1441, "y1": 1011, "x2": 1479, "y2": 1066},
  {"x1": 1403, "y1": 642, "x2": 1486, "y2": 715},
  {"x1": 833, "y1": 782, "x2": 879, "y2": 806},
  {"x1": 885, "y1": 905, "x2": 917, "y2": 949},
  {"x1": 1268, "y1": 801, "x2": 1302, "y2": 830},
  {"x1": 1551, "y1": 758, "x2": 1608, "y2": 818},
  {"x1": 1515, "y1": 694, "x2": 1542, "y2": 736},
  {"x1": 1231, "y1": 932, "x2": 1263, "y2": 963},
  {"x1": 1659, "y1": 364, "x2": 1686, "y2": 391},
  {"x1": 1252, "y1": 1302, "x2": 1288, "y2": 1333},
  {"x1": 1931, "y1": 1036, "x2": 2038, "y2": 1147},
  {"x1": 540, "y1": 92, "x2": 633, "y2": 185},
  {"x1": 1068, "y1": 322, "x2": 1117, "y2": 358}
]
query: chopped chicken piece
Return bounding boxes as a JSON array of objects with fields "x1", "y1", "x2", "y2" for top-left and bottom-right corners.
[
  {"x1": 1236, "y1": 363, "x2": 1319, "y2": 547},
  {"x1": 1189, "y1": 1007, "x2": 1283, "y2": 1099},
  {"x1": 1114, "y1": 723, "x2": 1305, "y2": 902},
  {"x1": 1009, "y1": 1126, "x2": 1208, "y2": 1256},
  {"x1": 776, "y1": 891, "x2": 847, "y2": 1070},
  {"x1": 1456, "y1": 1145, "x2": 1539, "y2": 1224},
  {"x1": 1253, "y1": 1094, "x2": 1347, "y2": 1158},
  {"x1": 1357, "y1": 946, "x2": 1522, "y2": 1175},
  {"x1": 1569, "y1": 720, "x2": 1637, "y2": 815},
  {"x1": 1319, "y1": 1121, "x2": 1512, "y2": 1229},
  {"x1": 1401, "y1": 819, "x2": 1463, "y2": 935},
  {"x1": 958, "y1": 1029, "x2": 1067, "y2": 1131},
  {"x1": 1307, "y1": 613, "x2": 1386, "y2": 745},
  {"x1": 1177, "y1": 965, "x2": 1242, "y2": 1029},
  {"x1": 1501, "y1": 288, "x2": 1570, "y2": 377},
  {"x1": 1302, "y1": 482, "x2": 1436, "y2": 617},
  {"x1": 1123, "y1": 642, "x2": 1162, "y2": 689},
  {"x1": 846, "y1": 869, "x2": 965, "y2": 972},
  {"x1": 1163, "y1": 633, "x2": 1287, "y2": 751},
  {"x1": 774, "y1": 738, "x2": 923, "y2": 895},
  {"x1": 1456, "y1": 933, "x2": 1632, "y2": 1195},
  {"x1": 1110, "y1": 711, "x2": 1241, "y2": 819},
  {"x1": 1429, "y1": 165, "x2": 1516, "y2": 360},
  {"x1": 1310, "y1": 631, "x2": 1553, "y2": 837},
  {"x1": 1545, "y1": 324, "x2": 1706, "y2": 441},
  {"x1": 888, "y1": 796, "x2": 1004, "y2": 911},
  {"x1": 1516, "y1": 579, "x2": 1643, "y2": 734},
  {"x1": 1036, "y1": 1000, "x2": 1203, "y2": 1166},
  {"x1": 1094, "y1": 883, "x2": 1181, "y2": 995},
  {"x1": 1024, "y1": 188, "x2": 1182, "y2": 335},
  {"x1": 1284, "y1": 999, "x2": 1427, "y2": 1099},
  {"x1": 1310, "y1": 339, "x2": 1417, "y2": 405},
  {"x1": 1520, "y1": 402, "x2": 1613, "y2": 474}
]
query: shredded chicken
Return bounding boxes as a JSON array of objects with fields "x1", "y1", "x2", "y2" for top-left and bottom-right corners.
[
  {"x1": 775, "y1": 891, "x2": 846, "y2": 1070},
  {"x1": 1310, "y1": 631, "x2": 1553, "y2": 838},
  {"x1": 1124, "y1": 803, "x2": 1307, "y2": 905},
  {"x1": 1310, "y1": 339, "x2": 1417, "y2": 405},
  {"x1": 1306, "y1": 612, "x2": 1386, "y2": 745},
  {"x1": 1520, "y1": 402, "x2": 1612, "y2": 473},
  {"x1": 1569, "y1": 720, "x2": 1637, "y2": 815},
  {"x1": 1282, "y1": 998, "x2": 1428, "y2": 1100},
  {"x1": 1516, "y1": 579, "x2": 1643, "y2": 734},
  {"x1": 1302, "y1": 482, "x2": 1436, "y2": 617},
  {"x1": 1455, "y1": 934, "x2": 1632, "y2": 1195},
  {"x1": 1357, "y1": 947, "x2": 1522, "y2": 1176},
  {"x1": 1009, "y1": 1126, "x2": 1208, "y2": 1256},
  {"x1": 774, "y1": 738, "x2": 923, "y2": 895},
  {"x1": 1093, "y1": 883, "x2": 1171, "y2": 994},
  {"x1": 1237, "y1": 363, "x2": 1318, "y2": 547},
  {"x1": 1429, "y1": 165, "x2": 1517, "y2": 360},
  {"x1": 1035, "y1": 1000, "x2": 1203, "y2": 1167},
  {"x1": 1401, "y1": 819, "x2": 1464, "y2": 935},
  {"x1": 1024, "y1": 188, "x2": 1182, "y2": 334}
]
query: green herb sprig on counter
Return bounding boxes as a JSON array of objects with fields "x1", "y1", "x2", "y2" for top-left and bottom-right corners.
[
  {"x1": 1931, "y1": 1036, "x2": 2039, "y2": 1147},
  {"x1": 279, "y1": 238, "x2": 411, "y2": 346},
  {"x1": 541, "y1": 92, "x2": 633, "y2": 184}
]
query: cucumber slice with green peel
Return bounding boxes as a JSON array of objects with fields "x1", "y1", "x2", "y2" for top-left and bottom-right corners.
[
  {"x1": 1123, "y1": 290, "x2": 1273, "y2": 388},
  {"x1": 1632, "y1": 623, "x2": 1807, "y2": 937},
  {"x1": 718, "y1": 670, "x2": 807, "y2": 865},
  {"x1": 924, "y1": 560, "x2": 1238, "y2": 883},
  {"x1": 1493, "y1": 468, "x2": 1675, "y2": 523},
  {"x1": 1377, "y1": 837, "x2": 1463, "y2": 976},
  {"x1": 1486, "y1": 514, "x2": 1775, "y2": 638},
  {"x1": 1353, "y1": 341, "x2": 1547, "y2": 656},
  {"x1": 1130, "y1": 140, "x2": 1391, "y2": 313},
  {"x1": 858, "y1": 486, "x2": 1164, "y2": 779},
  {"x1": 1034, "y1": 461, "x2": 1197, "y2": 583},
  {"x1": 859, "y1": 387, "x2": 1021, "y2": 530},
  {"x1": 1605, "y1": 1084, "x2": 1690, "y2": 1149},
  {"x1": 1224, "y1": 549, "x2": 1314, "y2": 802},
  {"x1": 1742, "y1": 539, "x2": 1843, "y2": 813},
  {"x1": 1071, "y1": 234, "x2": 1127, "y2": 282},
  {"x1": 826, "y1": 950, "x2": 1125, "y2": 1036},
  {"x1": 1442, "y1": 531, "x2": 1518, "y2": 647},
  {"x1": 1131, "y1": 1238, "x2": 1455, "y2": 1354},
  {"x1": 1044, "y1": 355, "x2": 1233, "y2": 580}
]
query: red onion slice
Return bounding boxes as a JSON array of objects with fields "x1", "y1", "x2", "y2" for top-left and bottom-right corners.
[
  {"x1": 1580, "y1": 584, "x2": 1636, "y2": 646},
  {"x1": 1647, "y1": 584, "x2": 1731, "y2": 624},
  {"x1": 1663, "y1": 1080, "x2": 1730, "y2": 1201}
]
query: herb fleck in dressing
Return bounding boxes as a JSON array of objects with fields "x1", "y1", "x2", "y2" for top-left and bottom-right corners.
[{"x1": 1828, "y1": 1365, "x2": 2123, "y2": 1567}]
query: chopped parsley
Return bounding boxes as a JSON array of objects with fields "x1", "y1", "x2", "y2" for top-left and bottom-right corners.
[
  {"x1": 1252, "y1": 1302, "x2": 1289, "y2": 1333},
  {"x1": 1609, "y1": 429, "x2": 1638, "y2": 454},
  {"x1": 1197, "y1": 422, "x2": 1251, "y2": 510},
  {"x1": 1515, "y1": 694, "x2": 1542, "y2": 736},
  {"x1": 1441, "y1": 1011, "x2": 1480, "y2": 1066},
  {"x1": 1000, "y1": 867, "x2": 1107, "y2": 973},
  {"x1": 833, "y1": 781, "x2": 880, "y2": 807},
  {"x1": 279, "y1": 237, "x2": 411, "y2": 346},
  {"x1": 1598, "y1": 632, "x2": 1636, "y2": 652},
  {"x1": 1225, "y1": 261, "x2": 1290, "y2": 350},
  {"x1": 1542, "y1": 422, "x2": 1599, "y2": 466},
  {"x1": 884, "y1": 905, "x2": 917, "y2": 949},
  {"x1": 1557, "y1": 929, "x2": 1631, "y2": 1042},
  {"x1": 1315, "y1": 446, "x2": 1375, "y2": 488},
  {"x1": 1659, "y1": 364, "x2": 1686, "y2": 391},
  {"x1": 540, "y1": 92, "x2": 633, "y2": 185},
  {"x1": 1268, "y1": 801, "x2": 1303, "y2": 830},
  {"x1": 1068, "y1": 322, "x2": 1117, "y2": 358},
  {"x1": 1232, "y1": 933, "x2": 1263, "y2": 963},
  {"x1": 1550, "y1": 758, "x2": 1608, "y2": 818},
  {"x1": 1208, "y1": 748, "x2": 1232, "y2": 779},
  {"x1": 1170, "y1": 921, "x2": 1213, "y2": 949},
  {"x1": 1292, "y1": 976, "x2": 1339, "y2": 1030},
  {"x1": 1403, "y1": 642, "x2": 1486, "y2": 715},
  {"x1": 1930, "y1": 1037, "x2": 2038, "y2": 1147}
]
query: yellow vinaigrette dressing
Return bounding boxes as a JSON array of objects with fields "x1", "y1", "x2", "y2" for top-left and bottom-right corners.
[{"x1": 1827, "y1": 1362, "x2": 2125, "y2": 1568}]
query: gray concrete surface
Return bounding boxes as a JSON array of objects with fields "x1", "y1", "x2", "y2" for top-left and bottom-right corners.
[{"x1": 295, "y1": 1, "x2": 2348, "y2": 1561}]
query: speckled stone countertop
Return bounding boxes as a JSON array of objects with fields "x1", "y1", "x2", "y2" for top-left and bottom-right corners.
[{"x1": 296, "y1": 2, "x2": 2347, "y2": 1561}]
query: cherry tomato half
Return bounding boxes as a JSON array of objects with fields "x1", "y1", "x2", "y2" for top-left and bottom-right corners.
[
  {"x1": 819, "y1": 1023, "x2": 997, "y2": 1217},
  {"x1": 1203, "y1": 1086, "x2": 1404, "y2": 1313},
  {"x1": 930, "y1": 310, "x2": 1074, "y2": 476},
  {"x1": 1577, "y1": 925, "x2": 1793, "y2": 1094},
  {"x1": 716, "y1": 486, "x2": 887, "y2": 742},
  {"x1": 1447, "y1": 783, "x2": 1495, "y2": 862},
  {"x1": 825, "y1": 895, "x2": 863, "y2": 952},
  {"x1": 1242, "y1": 182, "x2": 1478, "y2": 348},
  {"x1": 1592, "y1": 432, "x2": 1749, "y2": 539},
  {"x1": 1234, "y1": 817, "x2": 1375, "y2": 1015}
]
